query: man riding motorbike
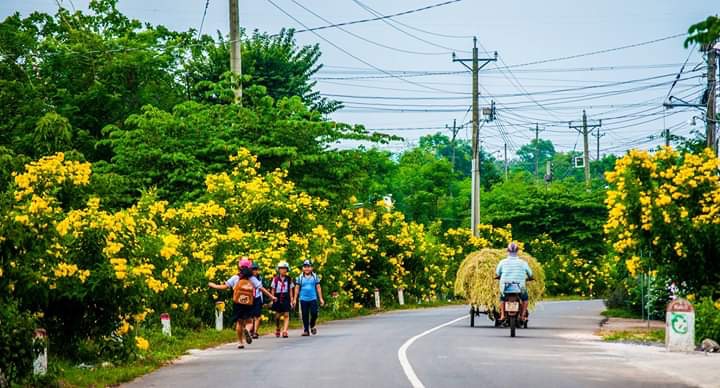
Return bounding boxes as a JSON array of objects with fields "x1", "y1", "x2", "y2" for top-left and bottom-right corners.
[{"x1": 495, "y1": 242, "x2": 533, "y2": 321}]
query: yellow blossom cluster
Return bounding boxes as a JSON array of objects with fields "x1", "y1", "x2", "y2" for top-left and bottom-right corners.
[{"x1": 605, "y1": 147, "x2": 720, "y2": 278}]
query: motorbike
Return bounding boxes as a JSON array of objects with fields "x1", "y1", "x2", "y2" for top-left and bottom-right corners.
[{"x1": 501, "y1": 281, "x2": 527, "y2": 337}]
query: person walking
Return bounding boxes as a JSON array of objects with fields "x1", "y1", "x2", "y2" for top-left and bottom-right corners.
[
  {"x1": 250, "y1": 262, "x2": 263, "y2": 339},
  {"x1": 209, "y1": 257, "x2": 275, "y2": 349},
  {"x1": 293, "y1": 260, "x2": 324, "y2": 336},
  {"x1": 270, "y1": 261, "x2": 295, "y2": 338}
]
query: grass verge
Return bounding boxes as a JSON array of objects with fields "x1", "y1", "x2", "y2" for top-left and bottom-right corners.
[
  {"x1": 57, "y1": 327, "x2": 237, "y2": 387},
  {"x1": 601, "y1": 328, "x2": 665, "y2": 344},
  {"x1": 601, "y1": 307, "x2": 642, "y2": 319}
]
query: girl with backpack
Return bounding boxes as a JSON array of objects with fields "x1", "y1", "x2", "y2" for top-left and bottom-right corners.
[
  {"x1": 270, "y1": 261, "x2": 295, "y2": 338},
  {"x1": 208, "y1": 257, "x2": 276, "y2": 349},
  {"x1": 293, "y1": 260, "x2": 324, "y2": 336}
]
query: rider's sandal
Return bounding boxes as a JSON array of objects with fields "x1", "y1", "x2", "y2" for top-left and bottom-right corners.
[{"x1": 282, "y1": 332, "x2": 289, "y2": 338}]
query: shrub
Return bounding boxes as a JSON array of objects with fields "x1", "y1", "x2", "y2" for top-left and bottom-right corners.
[
  {"x1": 0, "y1": 300, "x2": 41, "y2": 385},
  {"x1": 695, "y1": 297, "x2": 720, "y2": 343}
]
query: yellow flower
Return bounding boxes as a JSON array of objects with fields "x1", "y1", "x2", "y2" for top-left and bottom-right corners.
[
  {"x1": 135, "y1": 336, "x2": 149, "y2": 351},
  {"x1": 117, "y1": 320, "x2": 131, "y2": 336},
  {"x1": 182, "y1": 303, "x2": 190, "y2": 311}
]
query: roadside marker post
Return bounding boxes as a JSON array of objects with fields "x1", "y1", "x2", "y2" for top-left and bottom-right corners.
[
  {"x1": 33, "y1": 329, "x2": 47, "y2": 376},
  {"x1": 666, "y1": 298, "x2": 695, "y2": 352},
  {"x1": 161, "y1": 313, "x2": 172, "y2": 336},
  {"x1": 215, "y1": 302, "x2": 225, "y2": 331},
  {"x1": 398, "y1": 288, "x2": 405, "y2": 306},
  {"x1": 374, "y1": 288, "x2": 381, "y2": 309}
]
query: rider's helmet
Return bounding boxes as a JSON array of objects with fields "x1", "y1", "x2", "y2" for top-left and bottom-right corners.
[{"x1": 507, "y1": 242, "x2": 519, "y2": 254}]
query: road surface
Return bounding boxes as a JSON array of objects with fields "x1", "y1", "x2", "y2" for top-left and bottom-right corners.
[{"x1": 123, "y1": 300, "x2": 691, "y2": 388}]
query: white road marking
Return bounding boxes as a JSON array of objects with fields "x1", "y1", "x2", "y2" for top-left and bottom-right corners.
[{"x1": 397, "y1": 315, "x2": 466, "y2": 388}]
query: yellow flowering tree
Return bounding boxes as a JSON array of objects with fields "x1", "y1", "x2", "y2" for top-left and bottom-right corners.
[{"x1": 605, "y1": 147, "x2": 720, "y2": 294}]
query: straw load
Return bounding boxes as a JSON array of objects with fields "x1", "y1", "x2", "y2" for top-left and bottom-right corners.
[{"x1": 454, "y1": 248, "x2": 545, "y2": 312}]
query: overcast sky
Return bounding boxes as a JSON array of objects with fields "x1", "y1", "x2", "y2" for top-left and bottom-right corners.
[{"x1": 2, "y1": 0, "x2": 717, "y2": 158}]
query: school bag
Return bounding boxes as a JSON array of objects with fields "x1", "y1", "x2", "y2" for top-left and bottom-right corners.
[{"x1": 233, "y1": 276, "x2": 255, "y2": 306}]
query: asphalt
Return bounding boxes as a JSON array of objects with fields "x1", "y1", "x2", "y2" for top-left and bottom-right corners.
[{"x1": 122, "y1": 300, "x2": 694, "y2": 388}]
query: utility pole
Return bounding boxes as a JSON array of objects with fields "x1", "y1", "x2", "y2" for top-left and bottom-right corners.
[
  {"x1": 706, "y1": 43, "x2": 717, "y2": 153},
  {"x1": 229, "y1": 0, "x2": 242, "y2": 104},
  {"x1": 453, "y1": 37, "x2": 496, "y2": 237},
  {"x1": 532, "y1": 123, "x2": 541, "y2": 183},
  {"x1": 504, "y1": 143, "x2": 508, "y2": 181},
  {"x1": 569, "y1": 110, "x2": 601, "y2": 187},
  {"x1": 447, "y1": 119, "x2": 460, "y2": 172},
  {"x1": 593, "y1": 128, "x2": 606, "y2": 161}
]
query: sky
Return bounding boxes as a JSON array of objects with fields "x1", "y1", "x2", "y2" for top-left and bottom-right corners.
[{"x1": 2, "y1": 0, "x2": 718, "y2": 158}]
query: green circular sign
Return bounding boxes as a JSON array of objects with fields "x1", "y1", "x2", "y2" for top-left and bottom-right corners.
[{"x1": 671, "y1": 313, "x2": 689, "y2": 335}]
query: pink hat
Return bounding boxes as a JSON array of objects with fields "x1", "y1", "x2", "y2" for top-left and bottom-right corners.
[{"x1": 238, "y1": 257, "x2": 252, "y2": 269}]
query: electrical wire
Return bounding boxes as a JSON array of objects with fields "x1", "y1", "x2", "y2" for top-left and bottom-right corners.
[
  {"x1": 350, "y1": 0, "x2": 469, "y2": 53},
  {"x1": 265, "y1": 0, "x2": 459, "y2": 94},
  {"x1": 197, "y1": 0, "x2": 210, "y2": 37},
  {"x1": 289, "y1": 0, "x2": 451, "y2": 55},
  {"x1": 284, "y1": 0, "x2": 464, "y2": 35},
  {"x1": 504, "y1": 33, "x2": 686, "y2": 69}
]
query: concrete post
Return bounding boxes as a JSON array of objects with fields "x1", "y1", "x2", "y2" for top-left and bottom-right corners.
[
  {"x1": 215, "y1": 302, "x2": 225, "y2": 331},
  {"x1": 398, "y1": 288, "x2": 405, "y2": 306},
  {"x1": 161, "y1": 313, "x2": 172, "y2": 336},
  {"x1": 374, "y1": 288, "x2": 381, "y2": 309},
  {"x1": 666, "y1": 298, "x2": 695, "y2": 352},
  {"x1": 33, "y1": 329, "x2": 47, "y2": 376}
]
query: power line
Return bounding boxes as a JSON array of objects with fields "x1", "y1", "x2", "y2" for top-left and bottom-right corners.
[
  {"x1": 320, "y1": 71, "x2": 697, "y2": 101},
  {"x1": 504, "y1": 33, "x2": 686, "y2": 69},
  {"x1": 265, "y1": 0, "x2": 458, "y2": 94},
  {"x1": 197, "y1": 0, "x2": 210, "y2": 37},
  {"x1": 282, "y1": 0, "x2": 464, "y2": 35},
  {"x1": 288, "y1": 0, "x2": 451, "y2": 56},
  {"x1": 350, "y1": 0, "x2": 469, "y2": 53}
]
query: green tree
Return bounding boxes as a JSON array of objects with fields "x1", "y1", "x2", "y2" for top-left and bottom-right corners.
[
  {"x1": 184, "y1": 29, "x2": 340, "y2": 113},
  {"x1": 481, "y1": 175, "x2": 607, "y2": 260},
  {"x1": 0, "y1": 1, "x2": 188, "y2": 159},
  {"x1": 96, "y1": 84, "x2": 391, "y2": 207},
  {"x1": 684, "y1": 15, "x2": 720, "y2": 47},
  {"x1": 515, "y1": 138, "x2": 556, "y2": 176},
  {"x1": 418, "y1": 133, "x2": 500, "y2": 189}
]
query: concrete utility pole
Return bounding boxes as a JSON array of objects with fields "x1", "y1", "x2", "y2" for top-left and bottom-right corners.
[
  {"x1": 706, "y1": 43, "x2": 717, "y2": 153},
  {"x1": 504, "y1": 143, "x2": 508, "y2": 181},
  {"x1": 453, "y1": 37, "x2": 496, "y2": 237},
  {"x1": 532, "y1": 123, "x2": 541, "y2": 183},
  {"x1": 593, "y1": 127, "x2": 606, "y2": 161},
  {"x1": 229, "y1": 0, "x2": 242, "y2": 104},
  {"x1": 447, "y1": 119, "x2": 460, "y2": 172},
  {"x1": 569, "y1": 110, "x2": 601, "y2": 187}
]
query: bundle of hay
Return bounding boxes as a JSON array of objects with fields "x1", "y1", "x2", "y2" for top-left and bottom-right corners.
[{"x1": 454, "y1": 248, "x2": 545, "y2": 312}]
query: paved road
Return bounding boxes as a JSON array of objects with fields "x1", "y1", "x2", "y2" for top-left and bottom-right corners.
[{"x1": 123, "y1": 301, "x2": 691, "y2": 388}]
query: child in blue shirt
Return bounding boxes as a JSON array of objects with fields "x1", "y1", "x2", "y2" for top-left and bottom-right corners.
[{"x1": 293, "y1": 260, "x2": 325, "y2": 336}]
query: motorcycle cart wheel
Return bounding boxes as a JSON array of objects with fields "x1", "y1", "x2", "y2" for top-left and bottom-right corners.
[
  {"x1": 470, "y1": 306, "x2": 475, "y2": 327},
  {"x1": 492, "y1": 309, "x2": 502, "y2": 327},
  {"x1": 523, "y1": 320, "x2": 528, "y2": 329},
  {"x1": 509, "y1": 316, "x2": 517, "y2": 337}
]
